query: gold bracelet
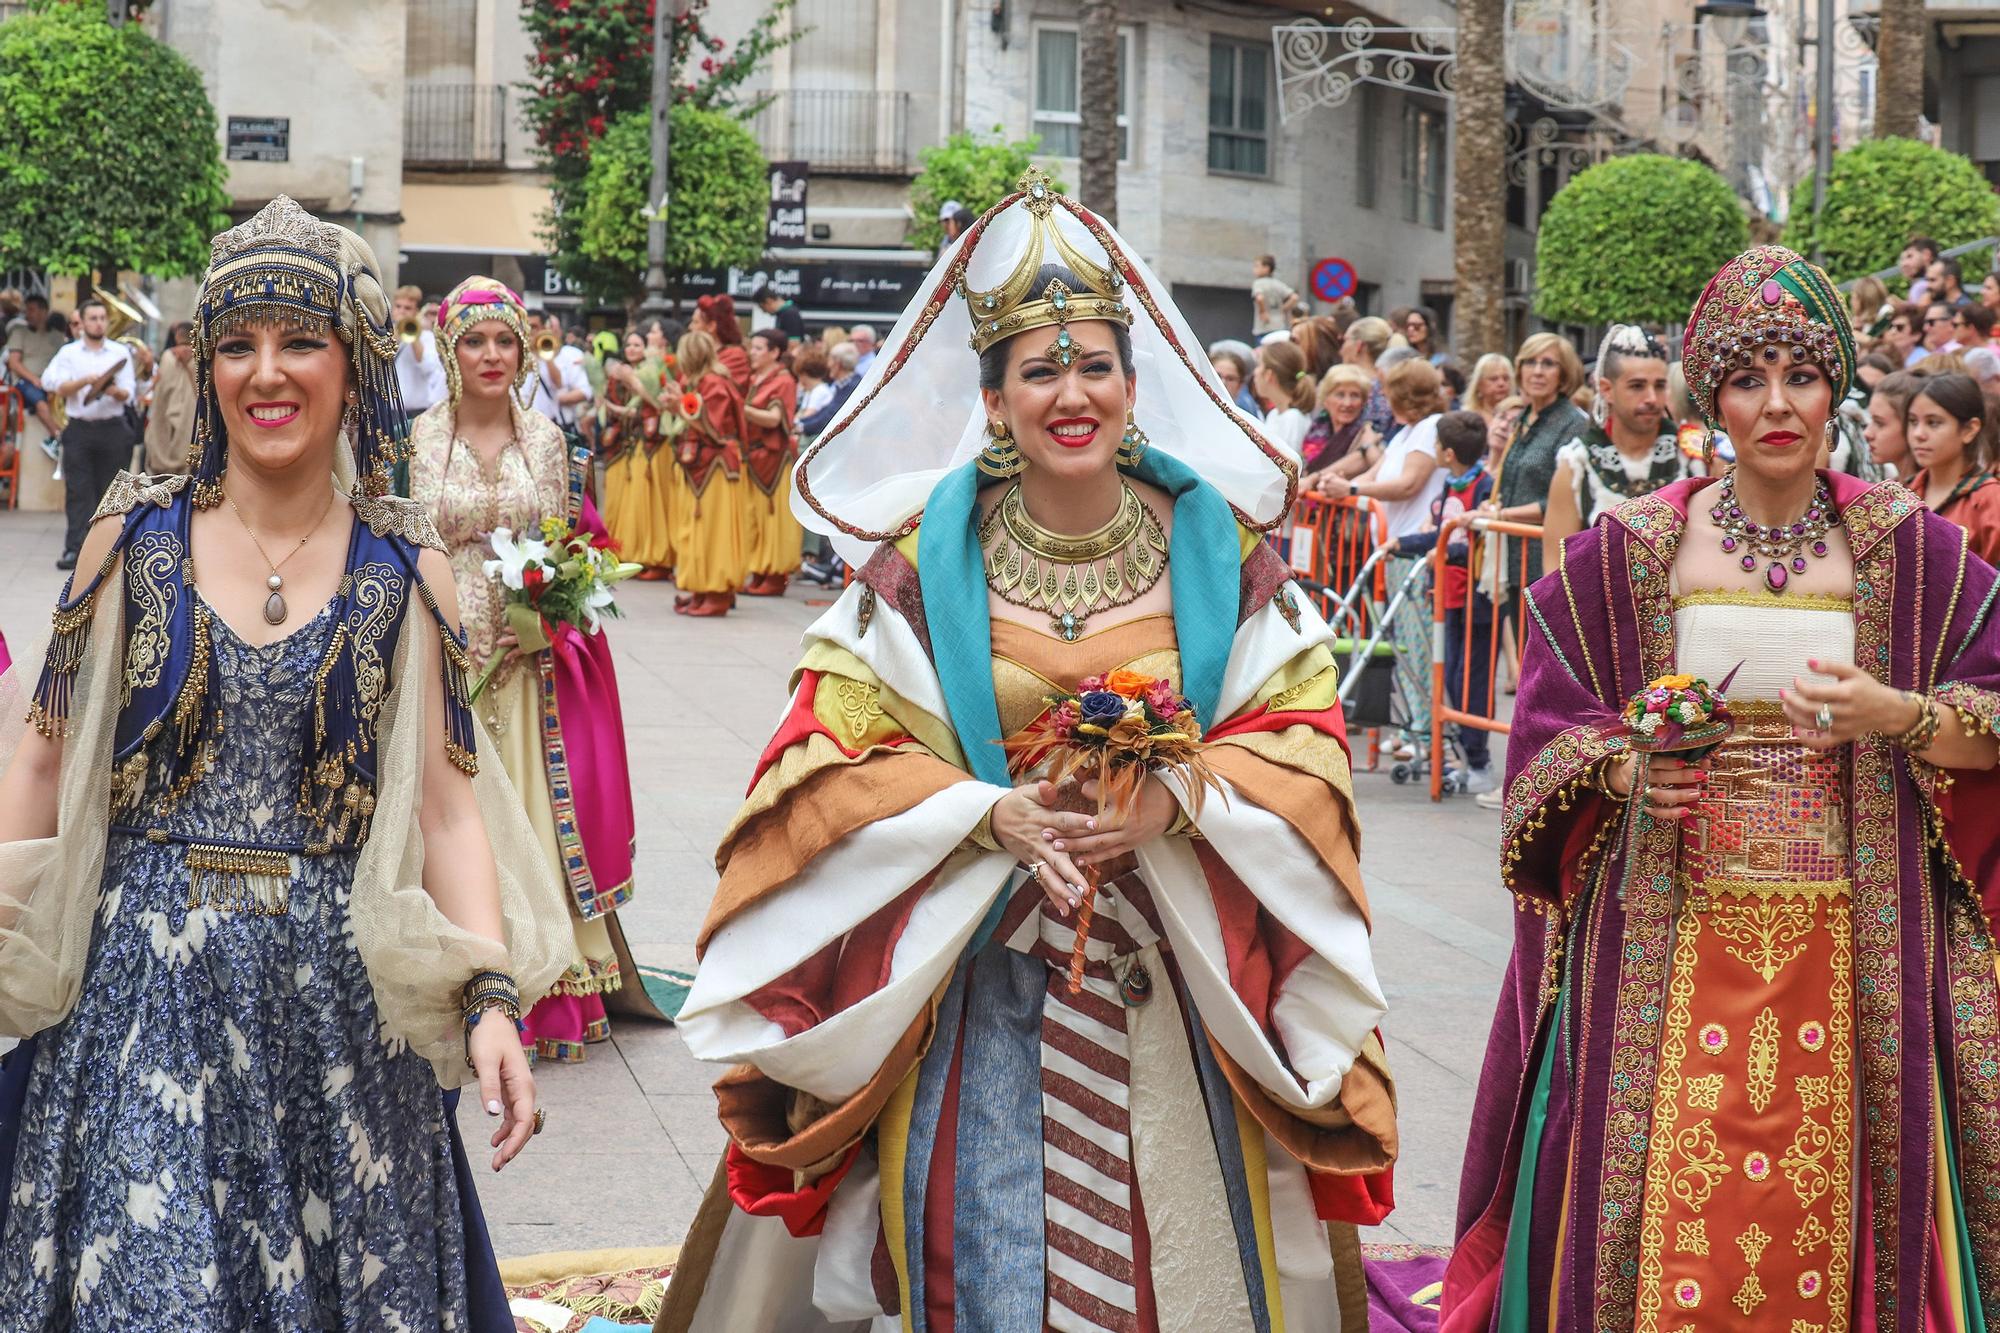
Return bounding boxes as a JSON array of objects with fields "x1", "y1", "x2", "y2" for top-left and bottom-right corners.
[
  {"x1": 1593, "y1": 755, "x2": 1633, "y2": 803},
  {"x1": 1888, "y1": 691, "x2": 1942, "y2": 752}
]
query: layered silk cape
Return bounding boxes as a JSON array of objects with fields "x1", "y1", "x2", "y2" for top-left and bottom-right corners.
[
  {"x1": 663, "y1": 456, "x2": 1398, "y2": 1331},
  {"x1": 1442, "y1": 473, "x2": 2000, "y2": 1333}
]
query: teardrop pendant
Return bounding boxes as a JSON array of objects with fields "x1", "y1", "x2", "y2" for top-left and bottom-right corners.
[{"x1": 264, "y1": 574, "x2": 288, "y2": 626}]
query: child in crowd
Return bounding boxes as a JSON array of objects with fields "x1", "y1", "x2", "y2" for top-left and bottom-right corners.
[{"x1": 1398, "y1": 410, "x2": 1497, "y2": 792}]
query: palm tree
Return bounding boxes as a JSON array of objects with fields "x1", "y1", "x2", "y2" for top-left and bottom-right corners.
[
  {"x1": 1078, "y1": 0, "x2": 1119, "y2": 225},
  {"x1": 1452, "y1": 0, "x2": 1507, "y2": 357},
  {"x1": 1873, "y1": 0, "x2": 1926, "y2": 139}
]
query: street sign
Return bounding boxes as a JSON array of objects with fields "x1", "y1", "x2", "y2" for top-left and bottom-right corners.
[
  {"x1": 1310, "y1": 257, "x2": 1357, "y2": 303},
  {"x1": 226, "y1": 116, "x2": 290, "y2": 163},
  {"x1": 767, "y1": 161, "x2": 808, "y2": 247}
]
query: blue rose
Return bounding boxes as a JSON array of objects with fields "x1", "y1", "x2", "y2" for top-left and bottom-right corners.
[{"x1": 1078, "y1": 691, "x2": 1128, "y2": 728}]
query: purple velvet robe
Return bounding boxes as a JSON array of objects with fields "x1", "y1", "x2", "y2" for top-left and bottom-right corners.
[{"x1": 1442, "y1": 473, "x2": 2000, "y2": 1333}]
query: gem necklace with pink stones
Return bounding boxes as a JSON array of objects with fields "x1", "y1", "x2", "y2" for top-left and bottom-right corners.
[{"x1": 1711, "y1": 472, "x2": 1838, "y2": 593}]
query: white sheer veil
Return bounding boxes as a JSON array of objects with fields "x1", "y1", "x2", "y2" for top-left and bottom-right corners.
[{"x1": 792, "y1": 178, "x2": 1299, "y2": 567}]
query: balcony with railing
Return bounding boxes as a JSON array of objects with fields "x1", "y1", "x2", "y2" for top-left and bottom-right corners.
[
  {"x1": 404, "y1": 83, "x2": 508, "y2": 169},
  {"x1": 750, "y1": 89, "x2": 913, "y2": 175}
]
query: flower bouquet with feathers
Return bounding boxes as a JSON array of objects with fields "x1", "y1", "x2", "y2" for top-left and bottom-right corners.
[
  {"x1": 1004, "y1": 669, "x2": 1224, "y2": 992},
  {"x1": 469, "y1": 516, "x2": 642, "y2": 702},
  {"x1": 1617, "y1": 669, "x2": 1738, "y2": 759}
]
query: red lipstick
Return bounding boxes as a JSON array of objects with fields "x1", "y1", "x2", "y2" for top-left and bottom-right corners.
[
  {"x1": 1758, "y1": 430, "x2": 1803, "y2": 447},
  {"x1": 245, "y1": 401, "x2": 300, "y2": 429},
  {"x1": 1046, "y1": 417, "x2": 1100, "y2": 449}
]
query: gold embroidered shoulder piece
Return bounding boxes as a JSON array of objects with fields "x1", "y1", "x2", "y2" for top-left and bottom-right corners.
[
  {"x1": 92, "y1": 471, "x2": 188, "y2": 522},
  {"x1": 351, "y1": 493, "x2": 446, "y2": 553}
]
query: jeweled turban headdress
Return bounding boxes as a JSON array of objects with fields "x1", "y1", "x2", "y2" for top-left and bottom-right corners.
[
  {"x1": 435, "y1": 276, "x2": 534, "y2": 409},
  {"x1": 188, "y1": 196, "x2": 408, "y2": 503},
  {"x1": 1682, "y1": 244, "x2": 1854, "y2": 426},
  {"x1": 959, "y1": 167, "x2": 1131, "y2": 367}
]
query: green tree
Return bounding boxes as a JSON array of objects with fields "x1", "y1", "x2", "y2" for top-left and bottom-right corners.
[
  {"x1": 0, "y1": 0, "x2": 229, "y2": 276},
  {"x1": 1782, "y1": 139, "x2": 2000, "y2": 285},
  {"x1": 1534, "y1": 155, "x2": 1747, "y2": 327},
  {"x1": 908, "y1": 130, "x2": 1062, "y2": 253},
  {"x1": 520, "y1": 0, "x2": 796, "y2": 304},
  {"x1": 577, "y1": 107, "x2": 767, "y2": 299}
]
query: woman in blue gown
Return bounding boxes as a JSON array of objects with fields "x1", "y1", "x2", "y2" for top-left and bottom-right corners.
[{"x1": 0, "y1": 198, "x2": 571, "y2": 1331}]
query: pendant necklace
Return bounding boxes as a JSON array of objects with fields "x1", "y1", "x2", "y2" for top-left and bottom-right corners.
[
  {"x1": 226, "y1": 488, "x2": 338, "y2": 624},
  {"x1": 1709, "y1": 472, "x2": 1838, "y2": 594}
]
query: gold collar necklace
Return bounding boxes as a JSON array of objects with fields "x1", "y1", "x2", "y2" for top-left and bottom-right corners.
[{"x1": 979, "y1": 482, "x2": 1167, "y2": 641}]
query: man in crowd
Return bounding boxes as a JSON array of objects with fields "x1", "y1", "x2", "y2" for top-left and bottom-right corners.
[
  {"x1": 1250, "y1": 253, "x2": 1301, "y2": 339},
  {"x1": 754, "y1": 285, "x2": 806, "y2": 343},
  {"x1": 529, "y1": 310, "x2": 593, "y2": 444},
  {"x1": 1954, "y1": 301, "x2": 1998, "y2": 351},
  {"x1": 939, "y1": 200, "x2": 975, "y2": 247},
  {"x1": 390, "y1": 284, "x2": 445, "y2": 427},
  {"x1": 1920, "y1": 299, "x2": 1960, "y2": 361},
  {"x1": 798, "y1": 341, "x2": 859, "y2": 435},
  {"x1": 1928, "y1": 256, "x2": 1971, "y2": 309},
  {"x1": 848, "y1": 324, "x2": 878, "y2": 376},
  {"x1": 41, "y1": 299, "x2": 136, "y2": 570},
  {"x1": 4, "y1": 293, "x2": 65, "y2": 449},
  {"x1": 1903, "y1": 234, "x2": 1939, "y2": 305}
]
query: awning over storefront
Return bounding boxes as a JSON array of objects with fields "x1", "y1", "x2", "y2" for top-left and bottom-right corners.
[{"x1": 399, "y1": 178, "x2": 551, "y2": 256}]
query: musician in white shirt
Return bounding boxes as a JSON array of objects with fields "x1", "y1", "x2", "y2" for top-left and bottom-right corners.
[
  {"x1": 41, "y1": 299, "x2": 136, "y2": 569},
  {"x1": 527, "y1": 310, "x2": 592, "y2": 433},
  {"x1": 390, "y1": 284, "x2": 446, "y2": 420}
]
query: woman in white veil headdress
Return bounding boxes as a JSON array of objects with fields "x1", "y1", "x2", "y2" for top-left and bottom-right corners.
[{"x1": 661, "y1": 170, "x2": 1397, "y2": 1333}]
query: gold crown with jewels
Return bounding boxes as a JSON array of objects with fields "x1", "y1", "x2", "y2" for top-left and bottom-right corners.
[{"x1": 960, "y1": 168, "x2": 1131, "y2": 366}]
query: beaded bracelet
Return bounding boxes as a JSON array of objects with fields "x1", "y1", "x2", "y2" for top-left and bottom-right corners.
[
  {"x1": 1593, "y1": 755, "x2": 1633, "y2": 803},
  {"x1": 1888, "y1": 691, "x2": 1943, "y2": 753},
  {"x1": 462, "y1": 970, "x2": 523, "y2": 1068}
]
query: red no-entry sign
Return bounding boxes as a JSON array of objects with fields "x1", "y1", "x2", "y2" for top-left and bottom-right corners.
[{"x1": 1311, "y1": 257, "x2": 1357, "y2": 302}]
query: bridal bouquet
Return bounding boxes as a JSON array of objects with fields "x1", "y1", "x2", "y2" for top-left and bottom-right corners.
[
  {"x1": 1004, "y1": 670, "x2": 1223, "y2": 991},
  {"x1": 468, "y1": 516, "x2": 643, "y2": 702}
]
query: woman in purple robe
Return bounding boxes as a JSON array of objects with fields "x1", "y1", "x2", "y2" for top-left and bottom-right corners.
[{"x1": 1443, "y1": 246, "x2": 2000, "y2": 1332}]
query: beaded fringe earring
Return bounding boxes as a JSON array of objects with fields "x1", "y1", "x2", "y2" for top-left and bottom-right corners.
[
  {"x1": 978, "y1": 418, "x2": 1025, "y2": 477},
  {"x1": 1117, "y1": 410, "x2": 1149, "y2": 467}
]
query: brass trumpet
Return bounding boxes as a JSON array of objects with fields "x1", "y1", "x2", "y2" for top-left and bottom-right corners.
[
  {"x1": 396, "y1": 316, "x2": 421, "y2": 344},
  {"x1": 533, "y1": 330, "x2": 561, "y2": 362}
]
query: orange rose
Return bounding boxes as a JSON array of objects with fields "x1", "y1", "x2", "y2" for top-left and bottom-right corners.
[
  {"x1": 679, "y1": 392, "x2": 703, "y2": 419},
  {"x1": 1104, "y1": 669, "x2": 1153, "y2": 700}
]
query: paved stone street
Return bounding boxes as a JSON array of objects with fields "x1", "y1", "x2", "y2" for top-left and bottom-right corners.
[{"x1": 0, "y1": 505, "x2": 1514, "y2": 1260}]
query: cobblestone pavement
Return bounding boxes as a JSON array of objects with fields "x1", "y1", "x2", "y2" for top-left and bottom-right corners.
[{"x1": 0, "y1": 506, "x2": 1514, "y2": 1259}]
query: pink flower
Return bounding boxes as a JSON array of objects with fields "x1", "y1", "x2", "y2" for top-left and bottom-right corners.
[{"x1": 1143, "y1": 679, "x2": 1179, "y2": 716}]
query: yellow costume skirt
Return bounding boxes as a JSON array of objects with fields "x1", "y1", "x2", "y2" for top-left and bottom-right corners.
[
  {"x1": 1636, "y1": 723, "x2": 1853, "y2": 1330},
  {"x1": 602, "y1": 446, "x2": 674, "y2": 571},
  {"x1": 669, "y1": 465, "x2": 746, "y2": 594},
  {"x1": 744, "y1": 467, "x2": 804, "y2": 577},
  {"x1": 482, "y1": 659, "x2": 621, "y2": 1058}
]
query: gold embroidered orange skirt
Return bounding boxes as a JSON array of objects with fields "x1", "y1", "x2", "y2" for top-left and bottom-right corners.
[{"x1": 1635, "y1": 721, "x2": 1854, "y2": 1331}]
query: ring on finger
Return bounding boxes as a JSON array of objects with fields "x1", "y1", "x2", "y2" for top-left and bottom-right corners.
[
  {"x1": 1815, "y1": 703, "x2": 1834, "y2": 732},
  {"x1": 1024, "y1": 860, "x2": 1046, "y2": 876}
]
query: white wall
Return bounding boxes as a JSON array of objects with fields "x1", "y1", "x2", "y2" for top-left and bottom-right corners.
[{"x1": 160, "y1": 0, "x2": 407, "y2": 283}]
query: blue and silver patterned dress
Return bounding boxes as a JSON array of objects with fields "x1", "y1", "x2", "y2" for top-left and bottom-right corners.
[{"x1": 0, "y1": 594, "x2": 471, "y2": 1331}]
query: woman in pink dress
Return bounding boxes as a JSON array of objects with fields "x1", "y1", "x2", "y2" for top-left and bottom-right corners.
[{"x1": 409, "y1": 277, "x2": 659, "y2": 1061}]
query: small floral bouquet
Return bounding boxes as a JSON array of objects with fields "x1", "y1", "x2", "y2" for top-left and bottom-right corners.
[
  {"x1": 1619, "y1": 670, "x2": 1737, "y2": 759},
  {"x1": 469, "y1": 516, "x2": 643, "y2": 701},
  {"x1": 1004, "y1": 669, "x2": 1224, "y2": 991}
]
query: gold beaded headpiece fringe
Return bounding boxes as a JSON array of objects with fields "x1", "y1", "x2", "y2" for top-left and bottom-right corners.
[{"x1": 188, "y1": 196, "x2": 410, "y2": 504}]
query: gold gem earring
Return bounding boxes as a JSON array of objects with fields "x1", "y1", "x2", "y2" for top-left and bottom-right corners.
[
  {"x1": 978, "y1": 418, "x2": 1025, "y2": 477},
  {"x1": 1117, "y1": 410, "x2": 1149, "y2": 467}
]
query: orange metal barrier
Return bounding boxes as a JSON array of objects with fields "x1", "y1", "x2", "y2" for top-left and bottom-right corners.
[
  {"x1": 1426, "y1": 513, "x2": 1546, "y2": 800},
  {"x1": 0, "y1": 386, "x2": 21, "y2": 510},
  {"x1": 1284, "y1": 493, "x2": 1387, "y2": 635}
]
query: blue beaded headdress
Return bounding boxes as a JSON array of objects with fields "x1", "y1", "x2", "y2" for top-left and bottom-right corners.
[{"x1": 187, "y1": 196, "x2": 408, "y2": 503}]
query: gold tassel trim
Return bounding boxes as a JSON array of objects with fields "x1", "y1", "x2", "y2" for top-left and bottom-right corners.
[
  {"x1": 184, "y1": 843, "x2": 295, "y2": 916},
  {"x1": 28, "y1": 583, "x2": 103, "y2": 738},
  {"x1": 444, "y1": 741, "x2": 478, "y2": 776}
]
